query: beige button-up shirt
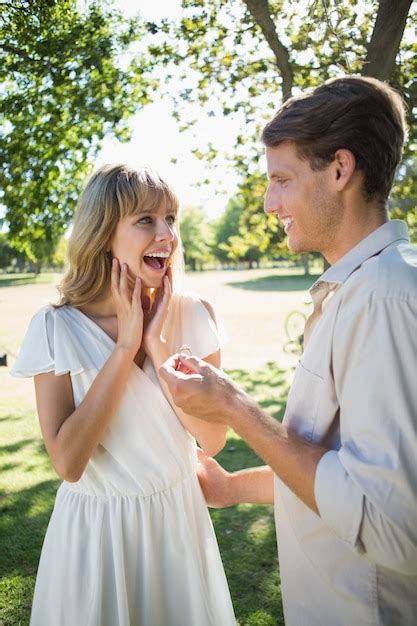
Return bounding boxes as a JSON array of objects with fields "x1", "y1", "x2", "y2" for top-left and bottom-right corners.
[{"x1": 275, "y1": 220, "x2": 417, "y2": 626}]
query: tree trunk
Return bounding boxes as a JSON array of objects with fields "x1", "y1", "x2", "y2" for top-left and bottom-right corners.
[
  {"x1": 322, "y1": 255, "x2": 330, "y2": 273},
  {"x1": 301, "y1": 252, "x2": 309, "y2": 276},
  {"x1": 243, "y1": 0, "x2": 293, "y2": 100},
  {"x1": 362, "y1": 0, "x2": 413, "y2": 80}
]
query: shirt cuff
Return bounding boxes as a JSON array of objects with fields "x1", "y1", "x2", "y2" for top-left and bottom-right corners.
[{"x1": 315, "y1": 450, "x2": 364, "y2": 549}]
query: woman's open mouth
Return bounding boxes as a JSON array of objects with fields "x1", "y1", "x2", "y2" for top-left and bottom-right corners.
[{"x1": 143, "y1": 252, "x2": 170, "y2": 272}]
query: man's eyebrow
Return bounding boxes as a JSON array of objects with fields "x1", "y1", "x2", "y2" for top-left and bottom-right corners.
[{"x1": 268, "y1": 169, "x2": 290, "y2": 178}]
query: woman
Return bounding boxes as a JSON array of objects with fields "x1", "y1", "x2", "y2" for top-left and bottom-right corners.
[{"x1": 11, "y1": 164, "x2": 236, "y2": 626}]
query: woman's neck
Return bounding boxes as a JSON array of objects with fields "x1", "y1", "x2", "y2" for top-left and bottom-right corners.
[{"x1": 80, "y1": 286, "x2": 154, "y2": 319}]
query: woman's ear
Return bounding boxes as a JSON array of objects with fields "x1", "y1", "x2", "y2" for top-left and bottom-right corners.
[{"x1": 333, "y1": 149, "x2": 356, "y2": 190}]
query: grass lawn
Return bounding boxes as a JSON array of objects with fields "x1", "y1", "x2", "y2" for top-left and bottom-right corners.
[
  {"x1": 0, "y1": 268, "x2": 314, "y2": 625},
  {"x1": 0, "y1": 364, "x2": 288, "y2": 626},
  {"x1": 0, "y1": 273, "x2": 57, "y2": 288}
]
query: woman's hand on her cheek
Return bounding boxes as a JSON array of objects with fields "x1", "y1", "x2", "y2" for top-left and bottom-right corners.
[{"x1": 111, "y1": 258, "x2": 144, "y2": 356}]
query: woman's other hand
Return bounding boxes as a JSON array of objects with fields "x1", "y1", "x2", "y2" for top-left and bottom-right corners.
[
  {"x1": 196, "y1": 448, "x2": 234, "y2": 508},
  {"x1": 143, "y1": 269, "x2": 172, "y2": 357},
  {"x1": 111, "y1": 258, "x2": 144, "y2": 357}
]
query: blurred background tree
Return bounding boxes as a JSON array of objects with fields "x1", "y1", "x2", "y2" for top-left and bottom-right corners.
[
  {"x1": 180, "y1": 206, "x2": 213, "y2": 270},
  {"x1": 1, "y1": 0, "x2": 416, "y2": 274},
  {"x1": 148, "y1": 0, "x2": 416, "y2": 263},
  {"x1": 1, "y1": 0, "x2": 155, "y2": 271}
]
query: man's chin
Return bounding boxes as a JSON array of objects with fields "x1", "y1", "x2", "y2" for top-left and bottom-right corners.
[{"x1": 287, "y1": 238, "x2": 306, "y2": 254}]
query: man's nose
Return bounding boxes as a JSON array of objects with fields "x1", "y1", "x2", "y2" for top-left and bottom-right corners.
[
  {"x1": 264, "y1": 187, "x2": 281, "y2": 214},
  {"x1": 264, "y1": 185, "x2": 281, "y2": 215}
]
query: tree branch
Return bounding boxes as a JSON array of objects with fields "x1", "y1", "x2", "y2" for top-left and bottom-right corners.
[
  {"x1": 362, "y1": 0, "x2": 413, "y2": 80},
  {"x1": 243, "y1": 0, "x2": 293, "y2": 100},
  {"x1": 0, "y1": 42, "x2": 36, "y2": 63}
]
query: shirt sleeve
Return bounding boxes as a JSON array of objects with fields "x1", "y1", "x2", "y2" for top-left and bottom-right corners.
[{"x1": 314, "y1": 294, "x2": 417, "y2": 575}]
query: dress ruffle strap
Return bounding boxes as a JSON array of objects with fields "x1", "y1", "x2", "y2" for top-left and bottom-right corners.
[{"x1": 10, "y1": 306, "x2": 105, "y2": 377}]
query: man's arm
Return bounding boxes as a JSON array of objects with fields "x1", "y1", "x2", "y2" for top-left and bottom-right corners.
[
  {"x1": 160, "y1": 355, "x2": 328, "y2": 514},
  {"x1": 314, "y1": 294, "x2": 417, "y2": 575},
  {"x1": 162, "y1": 292, "x2": 417, "y2": 574}
]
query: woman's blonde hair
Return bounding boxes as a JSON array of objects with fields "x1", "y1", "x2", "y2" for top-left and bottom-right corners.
[{"x1": 57, "y1": 164, "x2": 183, "y2": 307}]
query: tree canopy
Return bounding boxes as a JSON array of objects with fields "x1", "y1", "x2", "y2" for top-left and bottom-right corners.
[
  {"x1": 149, "y1": 0, "x2": 416, "y2": 255},
  {"x1": 1, "y1": 0, "x2": 154, "y2": 264},
  {"x1": 1, "y1": 1, "x2": 416, "y2": 269},
  {"x1": 156, "y1": 0, "x2": 415, "y2": 143}
]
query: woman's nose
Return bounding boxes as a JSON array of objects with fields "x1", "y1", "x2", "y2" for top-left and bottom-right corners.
[{"x1": 155, "y1": 219, "x2": 174, "y2": 241}]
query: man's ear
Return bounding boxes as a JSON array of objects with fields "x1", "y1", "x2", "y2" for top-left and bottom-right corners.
[{"x1": 333, "y1": 149, "x2": 356, "y2": 190}]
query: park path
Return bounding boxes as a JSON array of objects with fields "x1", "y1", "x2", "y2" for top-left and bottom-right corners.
[{"x1": 181, "y1": 268, "x2": 309, "y2": 370}]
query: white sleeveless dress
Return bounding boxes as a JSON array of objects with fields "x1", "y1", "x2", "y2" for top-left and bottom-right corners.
[{"x1": 11, "y1": 294, "x2": 236, "y2": 626}]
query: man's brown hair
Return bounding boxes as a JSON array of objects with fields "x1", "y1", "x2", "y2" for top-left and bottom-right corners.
[{"x1": 261, "y1": 76, "x2": 407, "y2": 204}]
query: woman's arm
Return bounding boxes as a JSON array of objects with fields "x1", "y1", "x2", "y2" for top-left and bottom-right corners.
[
  {"x1": 35, "y1": 344, "x2": 139, "y2": 482},
  {"x1": 144, "y1": 288, "x2": 227, "y2": 456},
  {"x1": 35, "y1": 260, "x2": 144, "y2": 482},
  {"x1": 197, "y1": 449, "x2": 275, "y2": 506}
]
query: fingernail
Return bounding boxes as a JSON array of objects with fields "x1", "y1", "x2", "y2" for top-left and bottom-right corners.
[{"x1": 122, "y1": 263, "x2": 127, "y2": 271}]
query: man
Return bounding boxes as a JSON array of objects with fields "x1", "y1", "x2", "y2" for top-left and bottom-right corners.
[{"x1": 160, "y1": 76, "x2": 417, "y2": 625}]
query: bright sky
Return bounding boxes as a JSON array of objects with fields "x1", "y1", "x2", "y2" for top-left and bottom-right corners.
[{"x1": 95, "y1": 0, "x2": 243, "y2": 221}]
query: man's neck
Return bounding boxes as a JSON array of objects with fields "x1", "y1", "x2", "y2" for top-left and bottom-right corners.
[{"x1": 324, "y1": 205, "x2": 388, "y2": 265}]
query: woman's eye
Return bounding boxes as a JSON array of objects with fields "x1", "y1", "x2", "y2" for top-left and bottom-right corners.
[
  {"x1": 137, "y1": 216, "x2": 152, "y2": 225},
  {"x1": 166, "y1": 215, "x2": 176, "y2": 225}
]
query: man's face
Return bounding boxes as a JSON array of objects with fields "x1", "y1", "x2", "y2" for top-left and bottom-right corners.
[{"x1": 264, "y1": 142, "x2": 342, "y2": 258}]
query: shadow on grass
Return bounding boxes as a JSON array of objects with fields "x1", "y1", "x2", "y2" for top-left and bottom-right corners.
[
  {"x1": 0, "y1": 414, "x2": 27, "y2": 423},
  {"x1": 0, "y1": 479, "x2": 59, "y2": 578},
  {"x1": 212, "y1": 502, "x2": 283, "y2": 626},
  {"x1": 226, "y1": 273, "x2": 319, "y2": 292},
  {"x1": 212, "y1": 362, "x2": 289, "y2": 624},
  {"x1": 0, "y1": 439, "x2": 36, "y2": 455},
  {"x1": 212, "y1": 433, "x2": 285, "y2": 625},
  {"x1": 1, "y1": 362, "x2": 290, "y2": 626},
  {"x1": 0, "y1": 274, "x2": 56, "y2": 288},
  {"x1": 0, "y1": 475, "x2": 283, "y2": 626},
  {"x1": 0, "y1": 439, "x2": 51, "y2": 479},
  {"x1": 0, "y1": 479, "x2": 59, "y2": 626},
  {"x1": 0, "y1": 275, "x2": 38, "y2": 288},
  {"x1": 226, "y1": 362, "x2": 289, "y2": 423}
]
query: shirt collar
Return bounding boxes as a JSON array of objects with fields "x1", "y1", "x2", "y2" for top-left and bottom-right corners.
[{"x1": 311, "y1": 220, "x2": 409, "y2": 290}]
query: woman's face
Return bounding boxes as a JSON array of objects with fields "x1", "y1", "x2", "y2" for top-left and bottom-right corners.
[{"x1": 109, "y1": 203, "x2": 178, "y2": 289}]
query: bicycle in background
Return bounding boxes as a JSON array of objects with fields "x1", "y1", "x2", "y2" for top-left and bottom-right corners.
[{"x1": 283, "y1": 300, "x2": 312, "y2": 355}]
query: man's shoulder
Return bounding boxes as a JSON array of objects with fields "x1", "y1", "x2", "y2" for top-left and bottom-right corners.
[
  {"x1": 374, "y1": 242, "x2": 417, "y2": 300},
  {"x1": 345, "y1": 241, "x2": 417, "y2": 303}
]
